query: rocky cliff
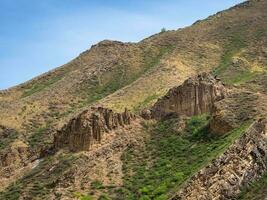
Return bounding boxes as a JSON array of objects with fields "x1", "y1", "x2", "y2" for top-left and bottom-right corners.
[
  {"x1": 209, "y1": 90, "x2": 261, "y2": 135},
  {"x1": 54, "y1": 107, "x2": 136, "y2": 152},
  {"x1": 150, "y1": 73, "x2": 226, "y2": 119},
  {"x1": 172, "y1": 120, "x2": 267, "y2": 200}
]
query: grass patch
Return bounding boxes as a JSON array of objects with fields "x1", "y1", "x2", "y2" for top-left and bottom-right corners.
[
  {"x1": 74, "y1": 192, "x2": 94, "y2": 200},
  {"x1": 213, "y1": 34, "x2": 246, "y2": 76},
  {"x1": 133, "y1": 94, "x2": 161, "y2": 112},
  {"x1": 224, "y1": 70, "x2": 261, "y2": 85},
  {"x1": 98, "y1": 194, "x2": 111, "y2": 200},
  {"x1": 254, "y1": 28, "x2": 266, "y2": 40},
  {"x1": 238, "y1": 172, "x2": 267, "y2": 200},
  {"x1": 91, "y1": 180, "x2": 105, "y2": 190},
  {"x1": 117, "y1": 116, "x2": 250, "y2": 200},
  {"x1": 28, "y1": 126, "x2": 51, "y2": 148},
  {"x1": 185, "y1": 114, "x2": 212, "y2": 140},
  {"x1": 22, "y1": 76, "x2": 63, "y2": 98}
]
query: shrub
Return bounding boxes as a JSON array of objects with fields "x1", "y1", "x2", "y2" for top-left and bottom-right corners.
[
  {"x1": 91, "y1": 180, "x2": 104, "y2": 189},
  {"x1": 161, "y1": 28, "x2": 166, "y2": 32}
]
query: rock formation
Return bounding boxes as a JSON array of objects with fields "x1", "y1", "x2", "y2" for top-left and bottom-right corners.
[
  {"x1": 54, "y1": 107, "x2": 136, "y2": 152},
  {"x1": 140, "y1": 109, "x2": 152, "y2": 120},
  {"x1": 150, "y1": 73, "x2": 226, "y2": 119},
  {"x1": 172, "y1": 120, "x2": 267, "y2": 200},
  {"x1": 209, "y1": 90, "x2": 260, "y2": 135}
]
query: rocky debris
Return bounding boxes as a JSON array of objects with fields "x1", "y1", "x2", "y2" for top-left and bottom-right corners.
[
  {"x1": 172, "y1": 119, "x2": 267, "y2": 200},
  {"x1": 0, "y1": 141, "x2": 29, "y2": 168},
  {"x1": 54, "y1": 107, "x2": 136, "y2": 152},
  {"x1": 0, "y1": 140, "x2": 30, "y2": 190},
  {"x1": 140, "y1": 109, "x2": 152, "y2": 120},
  {"x1": 0, "y1": 126, "x2": 29, "y2": 172},
  {"x1": 209, "y1": 90, "x2": 260, "y2": 135},
  {"x1": 12, "y1": 121, "x2": 144, "y2": 200},
  {"x1": 150, "y1": 73, "x2": 226, "y2": 119},
  {"x1": 0, "y1": 124, "x2": 17, "y2": 137}
]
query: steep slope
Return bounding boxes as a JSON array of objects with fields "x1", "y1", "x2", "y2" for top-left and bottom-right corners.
[
  {"x1": 172, "y1": 120, "x2": 266, "y2": 200},
  {"x1": 0, "y1": 0, "x2": 267, "y2": 199},
  {"x1": 1, "y1": 0, "x2": 266, "y2": 137}
]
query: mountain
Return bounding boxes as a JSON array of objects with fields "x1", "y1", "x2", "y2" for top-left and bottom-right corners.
[{"x1": 0, "y1": 0, "x2": 266, "y2": 199}]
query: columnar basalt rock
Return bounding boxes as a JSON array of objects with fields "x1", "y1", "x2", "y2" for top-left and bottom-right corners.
[
  {"x1": 172, "y1": 120, "x2": 267, "y2": 200},
  {"x1": 150, "y1": 73, "x2": 226, "y2": 119},
  {"x1": 54, "y1": 107, "x2": 136, "y2": 152}
]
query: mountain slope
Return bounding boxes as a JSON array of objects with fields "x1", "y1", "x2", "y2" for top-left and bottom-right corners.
[
  {"x1": 1, "y1": 0, "x2": 266, "y2": 132},
  {"x1": 0, "y1": 0, "x2": 267, "y2": 199}
]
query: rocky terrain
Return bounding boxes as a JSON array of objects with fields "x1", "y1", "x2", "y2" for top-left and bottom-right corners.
[
  {"x1": 0, "y1": 0, "x2": 267, "y2": 199},
  {"x1": 54, "y1": 107, "x2": 136, "y2": 152},
  {"x1": 172, "y1": 120, "x2": 267, "y2": 200},
  {"x1": 149, "y1": 72, "x2": 226, "y2": 119}
]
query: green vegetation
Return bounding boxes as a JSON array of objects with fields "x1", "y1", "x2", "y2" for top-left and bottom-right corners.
[
  {"x1": 160, "y1": 28, "x2": 166, "y2": 33},
  {"x1": 116, "y1": 116, "x2": 250, "y2": 200},
  {"x1": 0, "y1": 181, "x2": 21, "y2": 200},
  {"x1": 255, "y1": 28, "x2": 266, "y2": 40},
  {"x1": 133, "y1": 94, "x2": 161, "y2": 112},
  {"x1": 21, "y1": 68, "x2": 71, "y2": 98},
  {"x1": 79, "y1": 46, "x2": 173, "y2": 108},
  {"x1": 213, "y1": 34, "x2": 246, "y2": 76},
  {"x1": 28, "y1": 126, "x2": 51, "y2": 148},
  {"x1": 185, "y1": 114, "x2": 212, "y2": 140},
  {"x1": 238, "y1": 172, "x2": 267, "y2": 200},
  {"x1": 224, "y1": 70, "x2": 260, "y2": 85},
  {"x1": 98, "y1": 194, "x2": 112, "y2": 200},
  {"x1": 80, "y1": 195, "x2": 94, "y2": 200},
  {"x1": 91, "y1": 180, "x2": 105, "y2": 190},
  {"x1": 0, "y1": 154, "x2": 76, "y2": 200},
  {"x1": 0, "y1": 129, "x2": 18, "y2": 150},
  {"x1": 22, "y1": 76, "x2": 62, "y2": 98},
  {"x1": 74, "y1": 192, "x2": 94, "y2": 200}
]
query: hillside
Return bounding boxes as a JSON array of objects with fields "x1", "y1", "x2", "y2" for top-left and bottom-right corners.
[{"x1": 0, "y1": 0, "x2": 267, "y2": 199}]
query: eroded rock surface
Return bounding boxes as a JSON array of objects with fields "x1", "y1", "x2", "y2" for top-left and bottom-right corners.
[
  {"x1": 209, "y1": 90, "x2": 260, "y2": 135},
  {"x1": 0, "y1": 139, "x2": 30, "y2": 190},
  {"x1": 172, "y1": 120, "x2": 267, "y2": 200},
  {"x1": 54, "y1": 107, "x2": 136, "y2": 152},
  {"x1": 150, "y1": 73, "x2": 226, "y2": 119}
]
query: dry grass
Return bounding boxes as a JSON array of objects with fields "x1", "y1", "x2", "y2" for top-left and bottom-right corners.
[{"x1": 0, "y1": 0, "x2": 267, "y2": 196}]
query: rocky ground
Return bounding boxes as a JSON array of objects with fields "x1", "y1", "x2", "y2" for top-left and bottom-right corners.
[{"x1": 0, "y1": 0, "x2": 267, "y2": 199}]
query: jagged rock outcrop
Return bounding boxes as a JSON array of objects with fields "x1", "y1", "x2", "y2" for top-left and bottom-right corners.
[
  {"x1": 172, "y1": 120, "x2": 267, "y2": 200},
  {"x1": 209, "y1": 90, "x2": 260, "y2": 135},
  {"x1": 54, "y1": 107, "x2": 136, "y2": 152},
  {"x1": 150, "y1": 73, "x2": 226, "y2": 119}
]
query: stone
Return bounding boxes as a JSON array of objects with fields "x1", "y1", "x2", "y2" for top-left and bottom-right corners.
[
  {"x1": 54, "y1": 107, "x2": 136, "y2": 152},
  {"x1": 171, "y1": 120, "x2": 267, "y2": 200},
  {"x1": 209, "y1": 91, "x2": 260, "y2": 135},
  {"x1": 140, "y1": 109, "x2": 152, "y2": 120},
  {"x1": 150, "y1": 73, "x2": 226, "y2": 119}
]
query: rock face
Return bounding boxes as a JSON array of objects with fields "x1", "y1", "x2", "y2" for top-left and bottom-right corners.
[
  {"x1": 150, "y1": 73, "x2": 226, "y2": 119},
  {"x1": 54, "y1": 107, "x2": 136, "y2": 152},
  {"x1": 172, "y1": 120, "x2": 267, "y2": 200},
  {"x1": 209, "y1": 91, "x2": 260, "y2": 135}
]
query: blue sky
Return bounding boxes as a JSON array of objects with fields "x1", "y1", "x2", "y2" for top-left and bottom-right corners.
[{"x1": 0, "y1": 0, "x2": 245, "y2": 89}]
